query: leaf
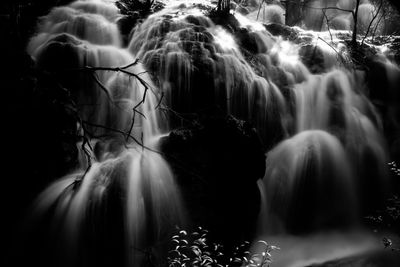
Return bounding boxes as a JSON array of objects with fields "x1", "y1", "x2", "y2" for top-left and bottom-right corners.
[
  {"x1": 169, "y1": 249, "x2": 181, "y2": 256},
  {"x1": 257, "y1": 240, "x2": 268, "y2": 246},
  {"x1": 180, "y1": 230, "x2": 188, "y2": 236},
  {"x1": 233, "y1": 257, "x2": 242, "y2": 263},
  {"x1": 383, "y1": 237, "x2": 393, "y2": 248},
  {"x1": 192, "y1": 248, "x2": 201, "y2": 257}
]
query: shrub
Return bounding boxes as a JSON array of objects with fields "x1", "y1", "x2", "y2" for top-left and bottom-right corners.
[{"x1": 167, "y1": 227, "x2": 279, "y2": 267}]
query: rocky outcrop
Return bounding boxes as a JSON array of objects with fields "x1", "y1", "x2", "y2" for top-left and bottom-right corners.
[{"x1": 160, "y1": 114, "x2": 265, "y2": 247}]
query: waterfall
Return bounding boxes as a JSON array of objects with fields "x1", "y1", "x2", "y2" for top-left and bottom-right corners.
[
  {"x1": 128, "y1": 3, "x2": 292, "y2": 148},
  {"x1": 28, "y1": 1, "x2": 185, "y2": 266},
  {"x1": 258, "y1": 130, "x2": 357, "y2": 234},
  {"x1": 25, "y1": 0, "x2": 397, "y2": 266},
  {"x1": 126, "y1": 3, "x2": 389, "y2": 232}
]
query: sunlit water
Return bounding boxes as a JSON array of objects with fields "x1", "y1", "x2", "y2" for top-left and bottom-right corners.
[
  {"x1": 26, "y1": 0, "x2": 399, "y2": 266},
  {"x1": 28, "y1": 1, "x2": 185, "y2": 266},
  {"x1": 252, "y1": 231, "x2": 382, "y2": 267}
]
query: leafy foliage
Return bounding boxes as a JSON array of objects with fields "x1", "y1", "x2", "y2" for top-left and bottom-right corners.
[
  {"x1": 115, "y1": 0, "x2": 166, "y2": 38},
  {"x1": 116, "y1": 0, "x2": 164, "y2": 16},
  {"x1": 167, "y1": 227, "x2": 279, "y2": 267}
]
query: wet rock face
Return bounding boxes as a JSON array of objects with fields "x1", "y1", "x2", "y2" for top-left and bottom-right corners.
[
  {"x1": 130, "y1": 13, "x2": 223, "y2": 114},
  {"x1": 161, "y1": 115, "x2": 265, "y2": 246},
  {"x1": 129, "y1": 9, "x2": 292, "y2": 149},
  {"x1": 264, "y1": 23, "x2": 299, "y2": 41},
  {"x1": 299, "y1": 44, "x2": 326, "y2": 74}
]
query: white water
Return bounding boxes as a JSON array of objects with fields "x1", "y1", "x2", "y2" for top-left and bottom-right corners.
[
  {"x1": 252, "y1": 231, "x2": 382, "y2": 267},
  {"x1": 27, "y1": 0, "x2": 398, "y2": 266},
  {"x1": 29, "y1": 1, "x2": 185, "y2": 266}
]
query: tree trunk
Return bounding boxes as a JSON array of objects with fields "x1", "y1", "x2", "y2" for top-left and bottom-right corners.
[
  {"x1": 285, "y1": 0, "x2": 302, "y2": 26},
  {"x1": 352, "y1": 0, "x2": 361, "y2": 47}
]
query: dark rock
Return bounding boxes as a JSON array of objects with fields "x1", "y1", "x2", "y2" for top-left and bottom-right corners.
[
  {"x1": 117, "y1": 13, "x2": 141, "y2": 41},
  {"x1": 264, "y1": 23, "x2": 299, "y2": 41},
  {"x1": 160, "y1": 115, "x2": 265, "y2": 247},
  {"x1": 365, "y1": 57, "x2": 400, "y2": 163},
  {"x1": 236, "y1": 28, "x2": 262, "y2": 54},
  {"x1": 299, "y1": 44, "x2": 326, "y2": 74},
  {"x1": 208, "y1": 12, "x2": 240, "y2": 33}
]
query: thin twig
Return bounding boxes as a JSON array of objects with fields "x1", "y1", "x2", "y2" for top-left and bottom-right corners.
[
  {"x1": 91, "y1": 72, "x2": 113, "y2": 102},
  {"x1": 372, "y1": 12, "x2": 384, "y2": 41},
  {"x1": 64, "y1": 61, "x2": 157, "y2": 140},
  {"x1": 81, "y1": 120, "x2": 159, "y2": 153},
  {"x1": 362, "y1": 0, "x2": 383, "y2": 46},
  {"x1": 317, "y1": 36, "x2": 347, "y2": 67},
  {"x1": 322, "y1": 9, "x2": 333, "y2": 42},
  {"x1": 257, "y1": 0, "x2": 266, "y2": 21},
  {"x1": 119, "y1": 58, "x2": 140, "y2": 69},
  {"x1": 127, "y1": 87, "x2": 148, "y2": 141},
  {"x1": 155, "y1": 92, "x2": 164, "y2": 110}
]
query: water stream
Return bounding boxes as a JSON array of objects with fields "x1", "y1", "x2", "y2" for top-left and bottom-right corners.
[{"x1": 26, "y1": 0, "x2": 399, "y2": 266}]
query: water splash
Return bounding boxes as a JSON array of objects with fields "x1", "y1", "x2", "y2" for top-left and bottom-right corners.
[
  {"x1": 125, "y1": 0, "x2": 390, "y2": 228},
  {"x1": 251, "y1": 231, "x2": 381, "y2": 267},
  {"x1": 258, "y1": 130, "x2": 357, "y2": 234}
]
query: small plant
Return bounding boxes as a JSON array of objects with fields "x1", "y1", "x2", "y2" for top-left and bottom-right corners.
[
  {"x1": 365, "y1": 161, "x2": 400, "y2": 251},
  {"x1": 388, "y1": 161, "x2": 400, "y2": 177},
  {"x1": 167, "y1": 227, "x2": 279, "y2": 267},
  {"x1": 366, "y1": 195, "x2": 400, "y2": 251},
  {"x1": 167, "y1": 227, "x2": 224, "y2": 267},
  {"x1": 241, "y1": 240, "x2": 279, "y2": 267}
]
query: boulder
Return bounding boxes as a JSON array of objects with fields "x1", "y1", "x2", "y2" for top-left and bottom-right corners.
[{"x1": 160, "y1": 114, "x2": 265, "y2": 246}]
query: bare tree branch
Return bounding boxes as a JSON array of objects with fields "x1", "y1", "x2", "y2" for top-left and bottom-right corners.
[
  {"x1": 257, "y1": 0, "x2": 266, "y2": 21},
  {"x1": 322, "y1": 9, "x2": 333, "y2": 42},
  {"x1": 317, "y1": 36, "x2": 348, "y2": 67},
  {"x1": 372, "y1": 12, "x2": 385, "y2": 40},
  {"x1": 362, "y1": 0, "x2": 384, "y2": 45},
  {"x1": 62, "y1": 61, "x2": 160, "y2": 141},
  {"x1": 155, "y1": 92, "x2": 164, "y2": 110}
]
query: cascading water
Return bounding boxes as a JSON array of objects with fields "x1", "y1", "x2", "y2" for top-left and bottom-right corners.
[
  {"x1": 128, "y1": 3, "x2": 292, "y2": 147},
  {"x1": 126, "y1": 0, "x2": 389, "y2": 222},
  {"x1": 125, "y1": 0, "x2": 392, "y2": 264},
  {"x1": 27, "y1": 1, "x2": 185, "y2": 266},
  {"x1": 257, "y1": 130, "x2": 357, "y2": 234},
  {"x1": 24, "y1": 0, "x2": 399, "y2": 266}
]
